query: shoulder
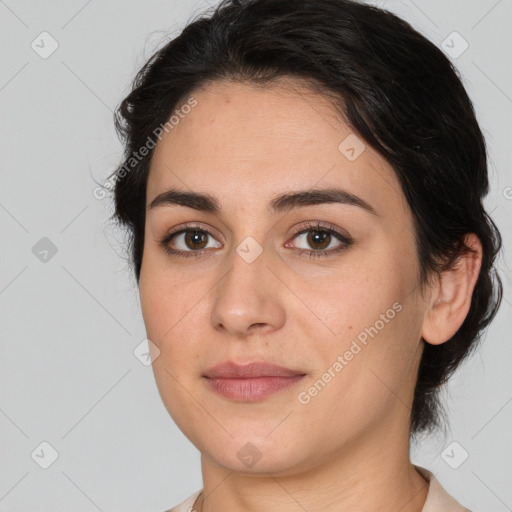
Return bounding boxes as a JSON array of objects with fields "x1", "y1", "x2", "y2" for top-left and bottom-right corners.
[
  {"x1": 415, "y1": 465, "x2": 473, "y2": 512},
  {"x1": 162, "y1": 489, "x2": 202, "y2": 512}
]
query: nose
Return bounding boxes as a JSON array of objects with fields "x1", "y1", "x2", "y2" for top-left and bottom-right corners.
[{"x1": 210, "y1": 242, "x2": 286, "y2": 337}]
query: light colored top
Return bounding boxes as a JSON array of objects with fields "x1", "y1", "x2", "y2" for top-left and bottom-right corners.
[{"x1": 164, "y1": 465, "x2": 472, "y2": 512}]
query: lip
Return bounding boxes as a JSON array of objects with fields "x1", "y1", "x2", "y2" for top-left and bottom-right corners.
[
  {"x1": 203, "y1": 361, "x2": 306, "y2": 402},
  {"x1": 203, "y1": 361, "x2": 305, "y2": 378}
]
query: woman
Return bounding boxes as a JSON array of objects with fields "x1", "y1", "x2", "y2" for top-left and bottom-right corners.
[{"x1": 106, "y1": 0, "x2": 503, "y2": 510}]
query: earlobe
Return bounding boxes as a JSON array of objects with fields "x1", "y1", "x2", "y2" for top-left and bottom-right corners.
[{"x1": 421, "y1": 233, "x2": 482, "y2": 346}]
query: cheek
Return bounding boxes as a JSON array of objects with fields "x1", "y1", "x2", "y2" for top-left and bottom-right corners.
[
  {"x1": 139, "y1": 253, "x2": 206, "y2": 370},
  {"x1": 295, "y1": 300, "x2": 422, "y2": 440},
  {"x1": 293, "y1": 245, "x2": 421, "y2": 394},
  {"x1": 140, "y1": 245, "x2": 194, "y2": 334},
  {"x1": 139, "y1": 260, "x2": 209, "y2": 432},
  {"x1": 290, "y1": 252, "x2": 405, "y2": 343}
]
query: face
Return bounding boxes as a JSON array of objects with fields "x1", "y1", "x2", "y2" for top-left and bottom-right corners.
[{"x1": 140, "y1": 78, "x2": 429, "y2": 475}]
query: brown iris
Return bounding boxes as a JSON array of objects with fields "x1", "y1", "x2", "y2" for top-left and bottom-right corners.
[
  {"x1": 306, "y1": 230, "x2": 331, "y2": 250},
  {"x1": 185, "y1": 230, "x2": 208, "y2": 250}
]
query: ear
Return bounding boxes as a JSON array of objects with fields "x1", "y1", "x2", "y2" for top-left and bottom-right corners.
[{"x1": 422, "y1": 233, "x2": 483, "y2": 346}]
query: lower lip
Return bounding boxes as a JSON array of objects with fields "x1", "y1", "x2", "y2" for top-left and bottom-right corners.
[{"x1": 203, "y1": 375, "x2": 306, "y2": 402}]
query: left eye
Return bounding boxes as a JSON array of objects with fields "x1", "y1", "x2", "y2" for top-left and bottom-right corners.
[{"x1": 290, "y1": 229, "x2": 344, "y2": 251}]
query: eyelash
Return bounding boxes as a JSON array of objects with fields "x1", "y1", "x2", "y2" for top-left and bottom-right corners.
[{"x1": 159, "y1": 221, "x2": 353, "y2": 260}]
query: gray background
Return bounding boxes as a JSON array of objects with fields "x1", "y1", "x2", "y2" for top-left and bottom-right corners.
[{"x1": 0, "y1": 0, "x2": 511, "y2": 510}]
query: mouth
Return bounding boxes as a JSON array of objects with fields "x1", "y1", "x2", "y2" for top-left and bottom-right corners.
[{"x1": 202, "y1": 361, "x2": 307, "y2": 402}]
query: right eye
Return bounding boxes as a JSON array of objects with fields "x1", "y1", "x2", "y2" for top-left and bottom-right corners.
[{"x1": 160, "y1": 225, "x2": 222, "y2": 258}]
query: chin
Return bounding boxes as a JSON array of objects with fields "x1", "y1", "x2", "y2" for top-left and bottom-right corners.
[{"x1": 201, "y1": 433, "x2": 310, "y2": 474}]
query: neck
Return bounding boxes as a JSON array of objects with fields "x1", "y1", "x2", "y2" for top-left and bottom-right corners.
[{"x1": 196, "y1": 412, "x2": 429, "y2": 512}]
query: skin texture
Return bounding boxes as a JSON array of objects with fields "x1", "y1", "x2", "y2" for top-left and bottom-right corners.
[{"x1": 139, "y1": 78, "x2": 482, "y2": 512}]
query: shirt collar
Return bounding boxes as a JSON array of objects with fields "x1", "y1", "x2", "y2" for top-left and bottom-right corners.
[
  {"x1": 169, "y1": 466, "x2": 472, "y2": 512},
  {"x1": 414, "y1": 465, "x2": 472, "y2": 512}
]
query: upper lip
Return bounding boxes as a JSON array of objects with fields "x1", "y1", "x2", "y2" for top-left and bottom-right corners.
[{"x1": 203, "y1": 361, "x2": 306, "y2": 378}]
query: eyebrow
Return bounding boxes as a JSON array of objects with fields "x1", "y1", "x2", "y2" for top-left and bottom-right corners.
[{"x1": 148, "y1": 187, "x2": 379, "y2": 216}]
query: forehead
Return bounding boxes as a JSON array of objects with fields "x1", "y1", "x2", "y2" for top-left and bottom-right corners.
[{"x1": 147, "y1": 78, "x2": 407, "y2": 217}]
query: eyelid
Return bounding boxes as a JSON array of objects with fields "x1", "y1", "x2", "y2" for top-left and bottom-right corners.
[{"x1": 161, "y1": 222, "x2": 223, "y2": 243}]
